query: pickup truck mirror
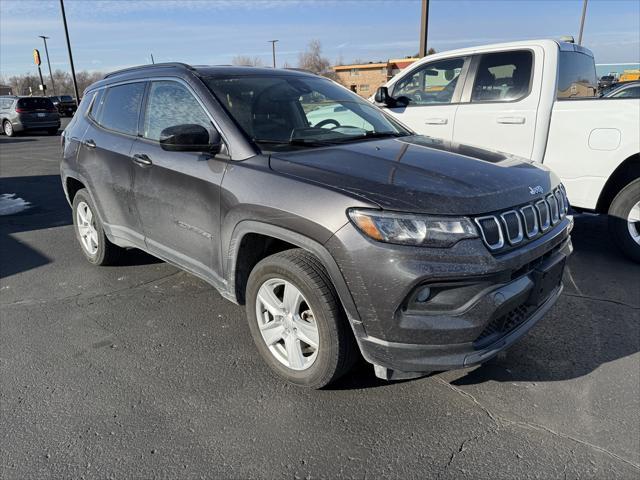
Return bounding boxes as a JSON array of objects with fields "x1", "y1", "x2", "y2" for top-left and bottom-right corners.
[
  {"x1": 159, "y1": 124, "x2": 221, "y2": 154},
  {"x1": 374, "y1": 86, "x2": 397, "y2": 107}
]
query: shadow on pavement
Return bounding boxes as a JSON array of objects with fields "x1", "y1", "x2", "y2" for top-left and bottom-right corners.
[{"x1": 0, "y1": 137, "x2": 37, "y2": 144}]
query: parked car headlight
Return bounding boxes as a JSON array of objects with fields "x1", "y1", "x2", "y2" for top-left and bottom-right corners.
[{"x1": 348, "y1": 209, "x2": 478, "y2": 247}]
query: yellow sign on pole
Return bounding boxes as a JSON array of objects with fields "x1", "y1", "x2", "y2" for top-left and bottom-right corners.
[{"x1": 33, "y1": 49, "x2": 41, "y2": 66}]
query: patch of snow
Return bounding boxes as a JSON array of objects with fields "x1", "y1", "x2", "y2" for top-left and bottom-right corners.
[{"x1": 0, "y1": 193, "x2": 31, "y2": 216}]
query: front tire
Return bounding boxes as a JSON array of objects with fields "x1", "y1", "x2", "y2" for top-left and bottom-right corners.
[
  {"x1": 72, "y1": 188, "x2": 123, "y2": 266},
  {"x1": 608, "y1": 178, "x2": 640, "y2": 262},
  {"x1": 245, "y1": 249, "x2": 357, "y2": 388}
]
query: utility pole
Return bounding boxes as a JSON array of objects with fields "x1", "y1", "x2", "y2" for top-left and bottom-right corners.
[
  {"x1": 578, "y1": 0, "x2": 588, "y2": 45},
  {"x1": 150, "y1": 53, "x2": 155, "y2": 64},
  {"x1": 39, "y1": 35, "x2": 56, "y2": 95},
  {"x1": 268, "y1": 40, "x2": 278, "y2": 68},
  {"x1": 419, "y1": 0, "x2": 430, "y2": 57},
  {"x1": 59, "y1": 0, "x2": 80, "y2": 102}
]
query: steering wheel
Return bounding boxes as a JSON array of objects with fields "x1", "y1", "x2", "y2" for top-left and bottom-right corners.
[{"x1": 315, "y1": 119, "x2": 341, "y2": 129}]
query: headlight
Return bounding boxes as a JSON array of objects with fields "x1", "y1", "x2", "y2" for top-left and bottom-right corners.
[{"x1": 348, "y1": 209, "x2": 478, "y2": 247}]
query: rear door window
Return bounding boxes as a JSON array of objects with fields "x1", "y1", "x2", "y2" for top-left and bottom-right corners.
[
  {"x1": 392, "y1": 57, "x2": 465, "y2": 105},
  {"x1": 471, "y1": 50, "x2": 533, "y2": 102},
  {"x1": 96, "y1": 82, "x2": 145, "y2": 135},
  {"x1": 557, "y1": 51, "x2": 597, "y2": 98}
]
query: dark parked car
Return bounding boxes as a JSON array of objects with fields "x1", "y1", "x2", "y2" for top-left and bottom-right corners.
[
  {"x1": 49, "y1": 95, "x2": 78, "y2": 117},
  {"x1": 597, "y1": 75, "x2": 617, "y2": 92},
  {"x1": 60, "y1": 63, "x2": 573, "y2": 388},
  {"x1": 1, "y1": 96, "x2": 61, "y2": 136},
  {"x1": 602, "y1": 81, "x2": 640, "y2": 99}
]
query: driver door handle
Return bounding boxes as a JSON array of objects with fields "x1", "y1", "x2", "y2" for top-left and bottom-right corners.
[
  {"x1": 425, "y1": 118, "x2": 448, "y2": 125},
  {"x1": 132, "y1": 153, "x2": 152, "y2": 166},
  {"x1": 83, "y1": 139, "x2": 96, "y2": 148}
]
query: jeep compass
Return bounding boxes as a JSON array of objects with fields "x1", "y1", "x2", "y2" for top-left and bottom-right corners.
[{"x1": 60, "y1": 63, "x2": 573, "y2": 388}]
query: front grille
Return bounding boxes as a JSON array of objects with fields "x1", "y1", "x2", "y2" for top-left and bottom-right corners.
[
  {"x1": 475, "y1": 186, "x2": 569, "y2": 253},
  {"x1": 475, "y1": 303, "x2": 536, "y2": 347}
]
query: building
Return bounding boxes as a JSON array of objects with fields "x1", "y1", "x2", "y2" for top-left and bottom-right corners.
[
  {"x1": 333, "y1": 57, "x2": 419, "y2": 97},
  {"x1": 0, "y1": 84, "x2": 12, "y2": 95}
]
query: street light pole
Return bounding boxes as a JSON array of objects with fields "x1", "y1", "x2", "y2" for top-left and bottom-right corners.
[
  {"x1": 59, "y1": 0, "x2": 80, "y2": 102},
  {"x1": 419, "y1": 0, "x2": 430, "y2": 57},
  {"x1": 578, "y1": 0, "x2": 588, "y2": 45},
  {"x1": 38, "y1": 35, "x2": 56, "y2": 95},
  {"x1": 268, "y1": 40, "x2": 278, "y2": 68}
]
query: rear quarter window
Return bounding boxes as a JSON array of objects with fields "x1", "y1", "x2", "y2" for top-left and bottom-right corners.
[{"x1": 557, "y1": 51, "x2": 598, "y2": 99}]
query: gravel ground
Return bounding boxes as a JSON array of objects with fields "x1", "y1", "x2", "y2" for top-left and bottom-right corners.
[{"x1": 1, "y1": 121, "x2": 639, "y2": 479}]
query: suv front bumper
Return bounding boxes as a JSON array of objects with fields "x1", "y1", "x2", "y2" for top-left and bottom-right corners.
[{"x1": 326, "y1": 216, "x2": 573, "y2": 377}]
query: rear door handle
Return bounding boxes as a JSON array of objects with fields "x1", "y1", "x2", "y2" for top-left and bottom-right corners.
[
  {"x1": 132, "y1": 153, "x2": 152, "y2": 166},
  {"x1": 425, "y1": 118, "x2": 448, "y2": 125},
  {"x1": 497, "y1": 116, "x2": 525, "y2": 124},
  {"x1": 83, "y1": 139, "x2": 96, "y2": 148}
]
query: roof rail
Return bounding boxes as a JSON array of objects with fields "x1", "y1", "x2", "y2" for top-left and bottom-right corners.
[{"x1": 104, "y1": 62, "x2": 194, "y2": 79}]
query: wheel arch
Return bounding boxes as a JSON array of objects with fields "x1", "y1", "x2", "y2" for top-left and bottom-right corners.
[
  {"x1": 226, "y1": 221, "x2": 361, "y2": 326},
  {"x1": 596, "y1": 153, "x2": 640, "y2": 213}
]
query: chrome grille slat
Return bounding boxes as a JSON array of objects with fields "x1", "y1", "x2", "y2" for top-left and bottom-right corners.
[{"x1": 476, "y1": 186, "x2": 569, "y2": 253}]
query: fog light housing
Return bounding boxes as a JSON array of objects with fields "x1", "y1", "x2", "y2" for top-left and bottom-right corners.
[{"x1": 415, "y1": 287, "x2": 431, "y2": 303}]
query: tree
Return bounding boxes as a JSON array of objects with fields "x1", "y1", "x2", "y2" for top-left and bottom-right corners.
[
  {"x1": 427, "y1": 47, "x2": 437, "y2": 55},
  {"x1": 297, "y1": 39, "x2": 339, "y2": 81},
  {"x1": 231, "y1": 55, "x2": 263, "y2": 67}
]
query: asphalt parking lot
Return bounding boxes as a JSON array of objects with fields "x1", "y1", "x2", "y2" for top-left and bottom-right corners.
[{"x1": 1, "y1": 120, "x2": 639, "y2": 479}]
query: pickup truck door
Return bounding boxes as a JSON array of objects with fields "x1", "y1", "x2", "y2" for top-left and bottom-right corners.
[
  {"x1": 452, "y1": 48, "x2": 541, "y2": 159},
  {"x1": 382, "y1": 56, "x2": 470, "y2": 142},
  {"x1": 131, "y1": 80, "x2": 227, "y2": 284}
]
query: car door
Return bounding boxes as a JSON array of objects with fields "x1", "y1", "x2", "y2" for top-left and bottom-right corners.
[
  {"x1": 131, "y1": 79, "x2": 227, "y2": 282},
  {"x1": 382, "y1": 56, "x2": 469, "y2": 142},
  {"x1": 452, "y1": 49, "x2": 540, "y2": 159},
  {"x1": 78, "y1": 82, "x2": 146, "y2": 246}
]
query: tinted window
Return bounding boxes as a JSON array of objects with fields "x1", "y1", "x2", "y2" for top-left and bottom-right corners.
[
  {"x1": 66, "y1": 91, "x2": 94, "y2": 130},
  {"x1": 60, "y1": 95, "x2": 74, "y2": 102},
  {"x1": 89, "y1": 89, "x2": 104, "y2": 119},
  {"x1": 471, "y1": 50, "x2": 532, "y2": 102},
  {"x1": 16, "y1": 97, "x2": 55, "y2": 110},
  {"x1": 557, "y1": 51, "x2": 597, "y2": 98},
  {"x1": 393, "y1": 58, "x2": 464, "y2": 105},
  {"x1": 97, "y1": 82, "x2": 145, "y2": 135},
  {"x1": 143, "y1": 81, "x2": 211, "y2": 141}
]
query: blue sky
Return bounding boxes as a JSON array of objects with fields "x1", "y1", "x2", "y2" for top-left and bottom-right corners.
[{"x1": 1, "y1": 0, "x2": 639, "y2": 77}]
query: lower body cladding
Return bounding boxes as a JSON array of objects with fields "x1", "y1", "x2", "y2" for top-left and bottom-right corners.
[{"x1": 326, "y1": 216, "x2": 574, "y2": 380}]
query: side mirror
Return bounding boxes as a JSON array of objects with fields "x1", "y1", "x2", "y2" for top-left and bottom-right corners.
[
  {"x1": 159, "y1": 124, "x2": 221, "y2": 154},
  {"x1": 374, "y1": 86, "x2": 396, "y2": 107}
]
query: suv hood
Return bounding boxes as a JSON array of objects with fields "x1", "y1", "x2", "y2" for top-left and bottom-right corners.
[{"x1": 269, "y1": 135, "x2": 558, "y2": 215}]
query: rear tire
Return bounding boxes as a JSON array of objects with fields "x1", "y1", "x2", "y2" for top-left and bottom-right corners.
[
  {"x1": 3, "y1": 120, "x2": 15, "y2": 137},
  {"x1": 608, "y1": 178, "x2": 640, "y2": 262},
  {"x1": 72, "y1": 188, "x2": 123, "y2": 266},
  {"x1": 245, "y1": 249, "x2": 357, "y2": 388}
]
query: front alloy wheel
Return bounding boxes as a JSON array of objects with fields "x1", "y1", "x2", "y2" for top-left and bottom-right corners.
[{"x1": 256, "y1": 278, "x2": 320, "y2": 370}]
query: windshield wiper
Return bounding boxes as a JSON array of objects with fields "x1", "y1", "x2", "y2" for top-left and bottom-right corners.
[
  {"x1": 252, "y1": 137, "x2": 335, "y2": 147},
  {"x1": 330, "y1": 131, "x2": 409, "y2": 143}
]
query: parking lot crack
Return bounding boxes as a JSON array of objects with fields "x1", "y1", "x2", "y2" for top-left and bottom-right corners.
[
  {"x1": 436, "y1": 377, "x2": 640, "y2": 471},
  {"x1": 563, "y1": 292, "x2": 639, "y2": 310}
]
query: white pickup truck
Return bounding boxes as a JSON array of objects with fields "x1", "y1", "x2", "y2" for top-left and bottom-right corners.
[{"x1": 373, "y1": 39, "x2": 640, "y2": 261}]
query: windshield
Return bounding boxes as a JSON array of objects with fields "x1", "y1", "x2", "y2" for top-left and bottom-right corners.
[{"x1": 203, "y1": 75, "x2": 410, "y2": 150}]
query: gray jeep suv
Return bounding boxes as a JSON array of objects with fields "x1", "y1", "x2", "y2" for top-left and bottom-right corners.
[{"x1": 60, "y1": 63, "x2": 573, "y2": 388}]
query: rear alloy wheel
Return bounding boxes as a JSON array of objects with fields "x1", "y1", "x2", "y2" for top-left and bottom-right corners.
[
  {"x1": 246, "y1": 249, "x2": 357, "y2": 388},
  {"x1": 608, "y1": 178, "x2": 640, "y2": 262},
  {"x1": 3, "y1": 120, "x2": 14, "y2": 137},
  {"x1": 72, "y1": 188, "x2": 123, "y2": 266}
]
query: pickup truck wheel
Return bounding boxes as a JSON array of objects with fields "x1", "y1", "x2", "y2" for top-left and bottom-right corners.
[
  {"x1": 72, "y1": 189, "x2": 123, "y2": 266},
  {"x1": 245, "y1": 249, "x2": 357, "y2": 388},
  {"x1": 608, "y1": 178, "x2": 640, "y2": 262}
]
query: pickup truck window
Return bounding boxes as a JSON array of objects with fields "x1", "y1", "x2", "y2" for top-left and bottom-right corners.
[
  {"x1": 557, "y1": 51, "x2": 598, "y2": 99},
  {"x1": 471, "y1": 50, "x2": 532, "y2": 103},
  {"x1": 392, "y1": 58, "x2": 464, "y2": 105}
]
